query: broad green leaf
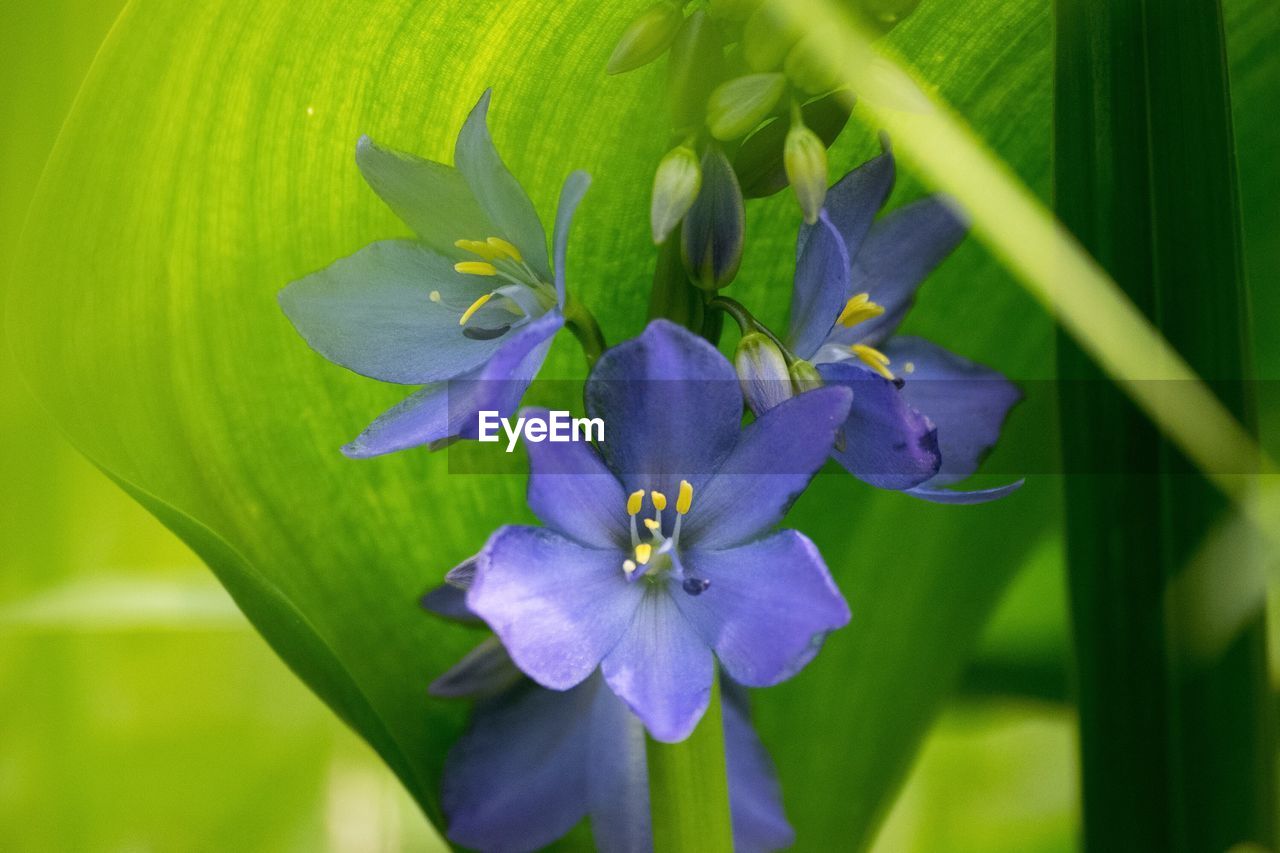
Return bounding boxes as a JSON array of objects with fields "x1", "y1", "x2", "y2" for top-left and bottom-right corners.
[{"x1": 6, "y1": 0, "x2": 1276, "y2": 848}]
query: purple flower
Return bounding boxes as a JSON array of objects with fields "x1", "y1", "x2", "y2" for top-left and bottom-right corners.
[
  {"x1": 279, "y1": 90, "x2": 590, "y2": 458},
  {"x1": 422, "y1": 587, "x2": 794, "y2": 853},
  {"x1": 781, "y1": 146, "x2": 1022, "y2": 503},
  {"x1": 464, "y1": 320, "x2": 852, "y2": 742}
]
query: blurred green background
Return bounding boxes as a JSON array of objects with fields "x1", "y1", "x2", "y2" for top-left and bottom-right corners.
[{"x1": 1, "y1": 0, "x2": 1272, "y2": 850}]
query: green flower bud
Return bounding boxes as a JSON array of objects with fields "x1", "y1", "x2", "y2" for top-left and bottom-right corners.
[
  {"x1": 784, "y1": 114, "x2": 828, "y2": 224},
  {"x1": 783, "y1": 36, "x2": 842, "y2": 95},
  {"x1": 606, "y1": 1, "x2": 683, "y2": 76},
  {"x1": 788, "y1": 359, "x2": 824, "y2": 394},
  {"x1": 707, "y1": 73, "x2": 787, "y2": 141},
  {"x1": 681, "y1": 145, "x2": 745, "y2": 290},
  {"x1": 651, "y1": 145, "x2": 702, "y2": 244},
  {"x1": 666, "y1": 10, "x2": 722, "y2": 131},
  {"x1": 742, "y1": 7, "x2": 801, "y2": 72},
  {"x1": 735, "y1": 332, "x2": 794, "y2": 415},
  {"x1": 857, "y1": 0, "x2": 922, "y2": 33}
]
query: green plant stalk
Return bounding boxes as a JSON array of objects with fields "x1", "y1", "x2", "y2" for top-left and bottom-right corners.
[
  {"x1": 562, "y1": 293, "x2": 607, "y2": 366},
  {"x1": 646, "y1": 672, "x2": 734, "y2": 853},
  {"x1": 1054, "y1": 1, "x2": 1274, "y2": 850}
]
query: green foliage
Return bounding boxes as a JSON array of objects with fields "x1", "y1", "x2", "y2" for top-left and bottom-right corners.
[{"x1": 5, "y1": 0, "x2": 1276, "y2": 849}]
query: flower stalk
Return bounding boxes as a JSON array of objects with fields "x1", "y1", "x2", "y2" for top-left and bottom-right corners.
[{"x1": 646, "y1": 672, "x2": 735, "y2": 853}]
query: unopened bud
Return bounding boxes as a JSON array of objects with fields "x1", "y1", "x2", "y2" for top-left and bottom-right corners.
[
  {"x1": 681, "y1": 145, "x2": 745, "y2": 290},
  {"x1": 857, "y1": 0, "x2": 922, "y2": 33},
  {"x1": 666, "y1": 11, "x2": 722, "y2": 130},
  {"x1": 651, "y1": 145, "x2": 702, "y2": 244},
  {"x1": 784, "y1": 37, "x2": 842, "y2": 95},
  {"x1": 788, "y1": 359, "x2": 824, "y2": 394},
  {"x1": 707, "y1": 73, "x2": 787, "y2": 141},
  {"x1": 742, "y1": 7, "x2": 802, "y2": 72},
  {"x1": 784, "y1": 116, "x2": 828, "y2": 224},
  {"x1": 607, "y1": 1, "x2": 684, "y2": 75},
  {"x1": 735, "y1": 333, "x2": 793, "y2": 415}
]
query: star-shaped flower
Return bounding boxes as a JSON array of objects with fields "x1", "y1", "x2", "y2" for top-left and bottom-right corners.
[
  {"x1": 279, "y1": 90, "x2": 589, "y2": 457},
  {"x1": 779, "y1": 146, "x2": 1022, "y2": 503},
  {"x1": 463, "y1": 320, "x2": 852, "y2": 742}
]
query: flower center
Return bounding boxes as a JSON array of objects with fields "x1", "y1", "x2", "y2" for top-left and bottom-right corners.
[
  {"x1": 443, "y1": 236, "x2": 557, "y2": 339},
  {"x1": 621, "y1": 480, "x2": 710, "y2": 595},
  {"x1": 834, "y1": 293, "x2": 900, "y2": 382}
]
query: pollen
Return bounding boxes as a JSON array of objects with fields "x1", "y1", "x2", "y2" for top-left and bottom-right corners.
[
  {"x1": 458, "y1": 293, "x2": 493, "y2": 326},
  {"x1": 486, "y1": 236, "x2": 523, "y2": 262},
  {"x1": 904, "y1": 361, "x2": 916, "y2": 374},
  {"x1": 627, "y1": 490, "x2": 646, "y2": 516},
  {"x1": 851, "y1": 344, "x2": 894, "y2": 381},
  {"x1": 454, "y1": 239, "x2": 501, "y2": 260},
  {"x1": 623, "y1": 559, "x2": 638, "y2": 576},
  {"x1": 676, "y1": 479, "x2": 693, "y2": 515},
  {"x1": 634, "y1": 543, "x2": 653, "y2": 565},
  {"x1": 643, "y1": 518, "x2": 661, "y2": 531},
  {"x1": 429, "y1": 290, "x2": 442, "y2": 303},
  {"x1": 650, "y1": 491, "x2": 668, "y2": 512},
  {"x1": 454, "y1": 261, "x2": 498, "y2": 276},
  {"x1": 837, "y1": 292, "x2": 885, "y2": 328}
]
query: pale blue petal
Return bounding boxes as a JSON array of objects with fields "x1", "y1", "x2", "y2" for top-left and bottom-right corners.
[
  {"x1": 429, "y1": 637, "x2": 525, "y2": 699},
  {"x1": 787, "y1": 212, "x2": 852, "y2": 359},
  {"x1": 553, "y1": 170, "x2": 592, "y2": 305}
]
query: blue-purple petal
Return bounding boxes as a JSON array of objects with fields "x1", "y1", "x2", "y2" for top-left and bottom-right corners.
[
  {"x1": 683, "y1": 386, "x2": 852, "y2": 550},
  {"x1": 586, "y1": 320, "x2": 742, "y2": 499},
  {"x1": 882, "y1": 336, "x2": 1020, "y2": 486},
  {"x1": 906, "y1": 480, "x2": 1025, "y2": 504},
  {"x1": 830, "y1": 196, "x2": 967, "y2": 348},
  {"x1": 553, "y1": 170, "x2": 592, "y2": 305},
  {"x1": 430, "y1": 637, "x2": 526, "y2": 699},
  {"x1": 787, "y1": 213, "x2": 852, "y2": 359},
  {"x1": 677, "y1": 531, "x2": 849, "y2": 687},
  {"x1": 468, "y1": 526, "x2": 641, "y2": 691},
  {"x1": 441, "y1": 680, "x2": 592, "y2": 852},
  {"x1": 723, "y1": 684, "x2": 796, "y2": 853},
  {"x1": 586, "y1": 678, "x2": 653, "y2": 853},
  {"x1": 524, "y1": 413, "x2": 630, "y2": 549},
  {"x1": 817, "y1": 360, "x2": 941, "y2": 491},
  {"x1": 354, "y1": 136, "x2": 494, "y2": 260},
  {"x1": 280, "y1": 240, "x2": 505, "y2": 384},
  {"x1": 798, "y1": 145, "x2": 894, "y2": 262},
  {"x1": 420, "y1": 582, "x2": 481, "y2": 625},
  {"x1": 601, "y1": 586, "x2": 715, "y2": 742},
  {"x1": 454, "y1": 89, "x2": 551, "y2": 280}
]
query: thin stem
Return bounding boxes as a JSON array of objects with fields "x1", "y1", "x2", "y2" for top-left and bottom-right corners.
[
  {"x1": 646, "y1": 672, "x2": 734, "y2": 853},
  {"x1": 562, "y1": 294, "x2": 606, "y2": 367},
  {"x1": 707, "y1": 296, "x2": 797, "y2": 364}
]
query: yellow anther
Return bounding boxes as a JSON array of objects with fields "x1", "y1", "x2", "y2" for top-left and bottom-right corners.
[
  {"x1": 458, "y1": 293, "x2": 493, "y2": 326},
  {"x1": 627, "y1": 490, "x2": 646, "y2": 516},
  {"x1": 851, "y1": 344, "x2": 894, "y2": 380},
  {"x1": 623, "y1": 559, "x2": 637, "y2": 575},
  {"x1": 634, "y1": 543, "x2": 652, "y2": 565},
  {"x1": 644, "y1": 518, "x2": 661, "y2": 531},
  {"x1": 904, "y1": 361, "x2": 916, "y2": 375},
  {"x1": 676, "y1": 480, "x2": 693, "y2": 515},
  {"x1": 486, "y1": 236, "x2": 523, "y2": 262},
  {"x1": 837, "y1": 292, "x2": 886, "y2": 328},
  {"x1": 429, "y1": 290, "x2": 442, "y2": 303},
  {"x1": 454, "y1": 261, "x2": 498, "y2": 276},
  {"x1": 650, "y1": 491, "x2": 668, "y2": 511},
  {"x1": 454, "y1": 239, "x2": 501, "y2": 260}
]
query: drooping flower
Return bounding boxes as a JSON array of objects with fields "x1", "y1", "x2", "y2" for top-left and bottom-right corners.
[
  {"x1": 777, "y1": 145, "x2": 1022, "y2": 503},
  {"x1": 279, "y1": 90, "x2": 590, "y2": 458},
  {"x1": 463, "y1": 320, "x2": 852, "y2": 742},
  {"x1": 422, "y1": 583, "x2": 794, "y2": 853}
]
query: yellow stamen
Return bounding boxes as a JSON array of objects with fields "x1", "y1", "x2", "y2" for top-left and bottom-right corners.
[
  {"x1": 644, "y1": 518, "x2": 661, "y2": 531},
  {"x1": 837, "y1": 292, "x2": 886, "y2": 328},
  {"x1": 454, "y1": 238, "x2": 501, "y2": 260},
  {"x1": 486, "y1": 236, "x2": 523, "y2": 262},
  {"x1": 634, "y1": 543, "x2": 652, "y2": 565},
  {"x1": 851, "y1": 344, "x2": 895, "y2": 380},
  {"x1": 454, "y1": 261, "x2": 498, "y2": 276},
  {"x1": 429, "y1": 290, "x2": 442, "y2": 303},
  {"x1": 458, "y1": 293, "x2": 493, "y2": 326},
  {"x1": 623, "y1": 559, "x2": 637, "y2": 575},
  {"x1": 676, "y1": 480, "x2": 693, "y2": 515},
  {"x1": 650, "y1": 491, "x2": 668, "y2": 511},
  {"x1": 627, "y1": 490, "x2": 645, "y2": 516}
]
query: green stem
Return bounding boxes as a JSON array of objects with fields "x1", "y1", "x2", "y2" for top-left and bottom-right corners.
[
  {"x1": 562, "y1": 294, "x2": 606, "y2": 367},
  {"x1": 646, "y1": 672, "x2": 734, "y2": 853},
  {"x1": 708, "y1": 295, "x2": 797, "y2": 364},
  {"x1": 1054, "y1": 1, "x2": 1274, "y2": 850}
]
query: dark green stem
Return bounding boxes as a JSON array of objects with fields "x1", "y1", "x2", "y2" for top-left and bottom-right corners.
[
  {"x1": 1054, "y1": 1, "x2": 1274, "y2": 850},
  {"x1": 646, "y1": 672, "x2": 734, "y2": 853},
  {"x1": 708, "y1": 295, "x2": 797, "y2": 364},
  {"x1": 563, "y1": 294, "x2": 606, "y2": 367}
]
